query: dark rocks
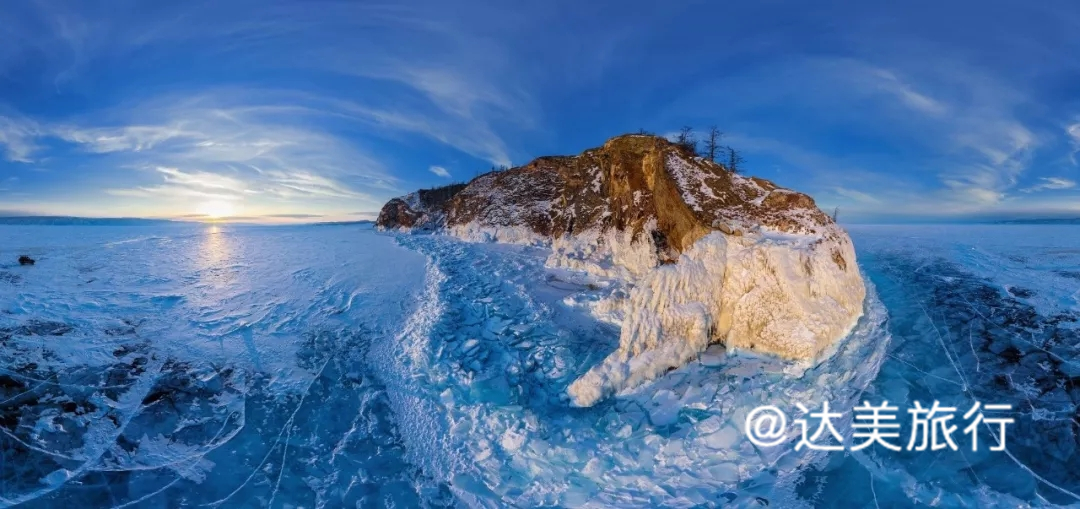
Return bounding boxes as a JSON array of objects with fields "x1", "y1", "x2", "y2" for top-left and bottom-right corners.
[
  {"x1": 376, "y1": 197, "x2": 424, "y2": 229},
  {"x1": 1056, "y1": 270, "x2": 1080, "y2": 280},
  {"x1": 375, "y1": 184, "x2": 468, "y2": 230},
  {"x1": 17, "y1": 255, "x2": 34, "y2": 266},
  {"x1": 0, "y1": 320, "x2": 72, "y2": 338},
  {"x1": 875, "y1": 254, "x2": 1080, "y2": 502}
]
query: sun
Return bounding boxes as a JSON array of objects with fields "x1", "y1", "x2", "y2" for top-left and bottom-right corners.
[{"x1": 196, "y1": 200, "x2": 237, "y2": 219}]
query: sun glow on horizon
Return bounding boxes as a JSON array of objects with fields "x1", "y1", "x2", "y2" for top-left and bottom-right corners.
[{"x1": 196, "y1": 200, "x2": 237, "y2": 219}]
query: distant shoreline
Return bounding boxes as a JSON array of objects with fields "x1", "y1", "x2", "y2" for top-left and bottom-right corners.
[
  {"x1": 0, "y1": 216, "x2": 375, "y2": 226},
  {"x1": 990, "y1": 218, "x2": 1080, "y2": 225},
  {"x1": 1, "y1": 214, "x2": 1075, "y2": 226}
]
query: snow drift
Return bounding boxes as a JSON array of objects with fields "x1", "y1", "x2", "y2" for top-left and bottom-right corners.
[{"x1": 377, "y1": 134, "x2": 866, "y2": 405}]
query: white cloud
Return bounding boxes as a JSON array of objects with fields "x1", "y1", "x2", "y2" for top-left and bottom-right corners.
[
  {"x1": 0, "y1": 116, "x2": 41, "y2": 162},
  {"x1": 831, "y1": 187, "x2": 881, "y2": 204},
  {"x1": 682, "y1": 56, "x2": 1042, "y2": 214},
  {"x1": 848, "y1": 60, "x2": 1038, "y2": 207},
  {"x1": 263, "y1": 170, "x2": 369, "y2": 199},
  {"x1": 106, "y1": 167, "x2": 247, "y2": 201},
  {"x1": 0, "y1": 1, "x2": 527, "y2": 171},
  {"x1": 7, "y1": 92, "x2": 395, "y2": 215},
  {"x1": 105, "y1": 165, "x2": 370, "y2": 206},
  {"x1": 1021, "y1": 177, "x2": 1077, "y2": 193},
  {"x1": 324, "y1": 95, "x2": 514, "y2": 168},
  {"x1": 53, "y1": 124, "x2": 200, "y2": 153},
  {"x1": 429, "y1": 165, "x2": 451, "y2": 178},
  {"x1": 722, "y1": 132, "x2": 1038, "y2": 218},
  {"x1": 158, "y1": 167, "x2": 248, "y2": 193},
  {"x1": 867, "y1": 69, "x2": 947, "y2": 116}
]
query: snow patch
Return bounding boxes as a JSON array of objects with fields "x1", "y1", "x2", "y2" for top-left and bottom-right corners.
[{"x1": 665, "y1": 153, "x2": 705, "y2": 212}]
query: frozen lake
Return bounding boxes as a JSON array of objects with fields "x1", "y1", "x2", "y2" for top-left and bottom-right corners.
[{"x1": 0, "y1": 223, "x2": 1077, "y2": 507}]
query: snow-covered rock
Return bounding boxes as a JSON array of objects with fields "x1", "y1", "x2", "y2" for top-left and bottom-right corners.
[
  {"x1": 375, "y1": 183, "x2": 467, "y2": 231},
  {"x1": 377, "y1": 134, "x2": 866, "y2": 406},
  {"x1": 565, "y1": 230, "x2": 864, "y2": 406}
]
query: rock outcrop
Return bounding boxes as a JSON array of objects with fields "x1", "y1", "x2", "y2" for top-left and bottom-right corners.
[
  {"x1": 375, "y1": 183, "x2": 467, "y2": 231},
  {"x1": 378, "y1": 134, "x2": 866, "y2": 406}
]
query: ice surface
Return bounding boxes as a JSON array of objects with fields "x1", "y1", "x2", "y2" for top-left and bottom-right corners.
[
  {"x1": 0, "y1": 224, "x2": 453, "y2": 507},
  {"x1": 2, "y1": 222, "x2": 1077, "y2": 507},
  {"x1": 802, "y1": 224, "x2": 1080, "y2": 507}
]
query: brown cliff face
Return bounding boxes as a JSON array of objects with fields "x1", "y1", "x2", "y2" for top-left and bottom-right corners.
[
  {"x1": 378, "y1": 134, "x2": 840, "y2": 265},
  {"x1": 375, "y1": 198, "x2": 421, "y2": 229},
  {"x1": 375, "y1": 183, "x2": 467, "y2": 230}
]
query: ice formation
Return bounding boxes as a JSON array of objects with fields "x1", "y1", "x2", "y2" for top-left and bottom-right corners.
[{"x1": 562, "y1": 229, "x2": 865, "y2": 407}]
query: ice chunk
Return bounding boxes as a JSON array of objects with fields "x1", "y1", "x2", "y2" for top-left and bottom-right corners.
[{"x1": 703, "y1": 427, "x2": 739, "y2": 450}]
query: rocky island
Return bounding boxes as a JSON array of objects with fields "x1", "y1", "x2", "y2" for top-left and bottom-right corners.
[{"x1": 378, "y1": 134, "x2": 866, "y2": 406}]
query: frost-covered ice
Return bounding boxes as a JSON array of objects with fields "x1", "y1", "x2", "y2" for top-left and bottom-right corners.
[
  {"x1": 807, "y1": 224, "x2": 1080, "y2": 508},
  {"x1": 1, "y1": 223, "x2": 1078, "y2": 507},
  {"x1": 0, "y1": 224, "x2": 451, "y2": 507},
  {"x1": 560, "y1": 229, "x2": 865, "y2": 407}
]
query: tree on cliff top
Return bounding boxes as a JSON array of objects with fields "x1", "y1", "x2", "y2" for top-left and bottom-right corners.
[
  {"x1": 675, "y1": 126, "x2": 697, "y2": 156},
  {"x1": 704, "y1": 126, "x2": 723, "y2": 162},
  {"x1": 725, "y1": 146, "x2": 744, "y2": 173}
]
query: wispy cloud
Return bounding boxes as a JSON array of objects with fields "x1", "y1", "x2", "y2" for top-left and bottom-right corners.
[
  {"x1": 846, "y1": 60, "x2": 1039, "y2": 206},
  {"x1": 105, "y1": 163, "x2": 371, "y2": 207},
  {"x1": 1021, "y1": 177, "x2": 1077, "y2": 193},
  {"x1": 831, "y1": 186, "x2": 882, "y2": 205},
  {"x1": 106, "y1": 167, "x2": 248, "y2": 201},
  {"x1": 0, "y1": 116, "x2": 40, "y2": 162},
  {"x1": 698, "y1": 56, "x2": 1045, "y2": 215},
  {"x1": 0, "y1": 0, "x2": 535, "y2": 221},
  {"x1": 262, "y1": 170, "x2": 370, "y2": 199},
  {"x1": 1068, "y1": 122, "x2": 1080, "y2": 165},
  {"x1": 321, "y1": 96, "x2": 514, "y2": 167},
  {"x1": 262, "y1": 213, "x2": 324, "y2": 218},
  {"x1": 1, "y1": 1, "x2": 528, "y2": 169},
  {"x1": 3, "y1": 0, "x2": 1079, "y2": 221},
  {"x1": 52, "y1": 124, "x2": 201, "y2": 153},
  {"x1": 1, "y1": 90, "x2": 400, "y2": 215},
  {"x1": 864, "y1": 68, "x2": 947, "y2": 116},
  {"x1": 429, "y1": 165, "x2": 451, "y2": 178}
]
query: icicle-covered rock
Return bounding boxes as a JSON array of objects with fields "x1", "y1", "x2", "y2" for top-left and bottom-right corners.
[
  {"x1": 565, "y1": 229, "x2": 864, "y2": 406},
  {"x1": 376, "y1": 134, "x2": 867, "y2": 406}
]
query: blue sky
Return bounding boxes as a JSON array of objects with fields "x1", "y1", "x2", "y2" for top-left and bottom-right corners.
[{"x1": 1, "y1": 0, "x2": 1079, "y2": 222}]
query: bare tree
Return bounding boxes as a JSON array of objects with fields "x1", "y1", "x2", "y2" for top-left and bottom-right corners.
[
  {"x1": 726, "y1": 146, "x2": 744, "y2": 173},
  {"x1": 675, "y1": 126, "x2": 697, "y2": 155},
  {"x1": 704, "y1": 126, "x2": 723, "y2": 162}
]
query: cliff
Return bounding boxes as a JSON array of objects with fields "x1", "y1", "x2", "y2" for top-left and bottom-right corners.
[
  {"x1": 378, "y1": 134, "x2": 866, "y2": 406},
  {"x1": 375, "y1": 183, "x2": 467, "y2": 231}
]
